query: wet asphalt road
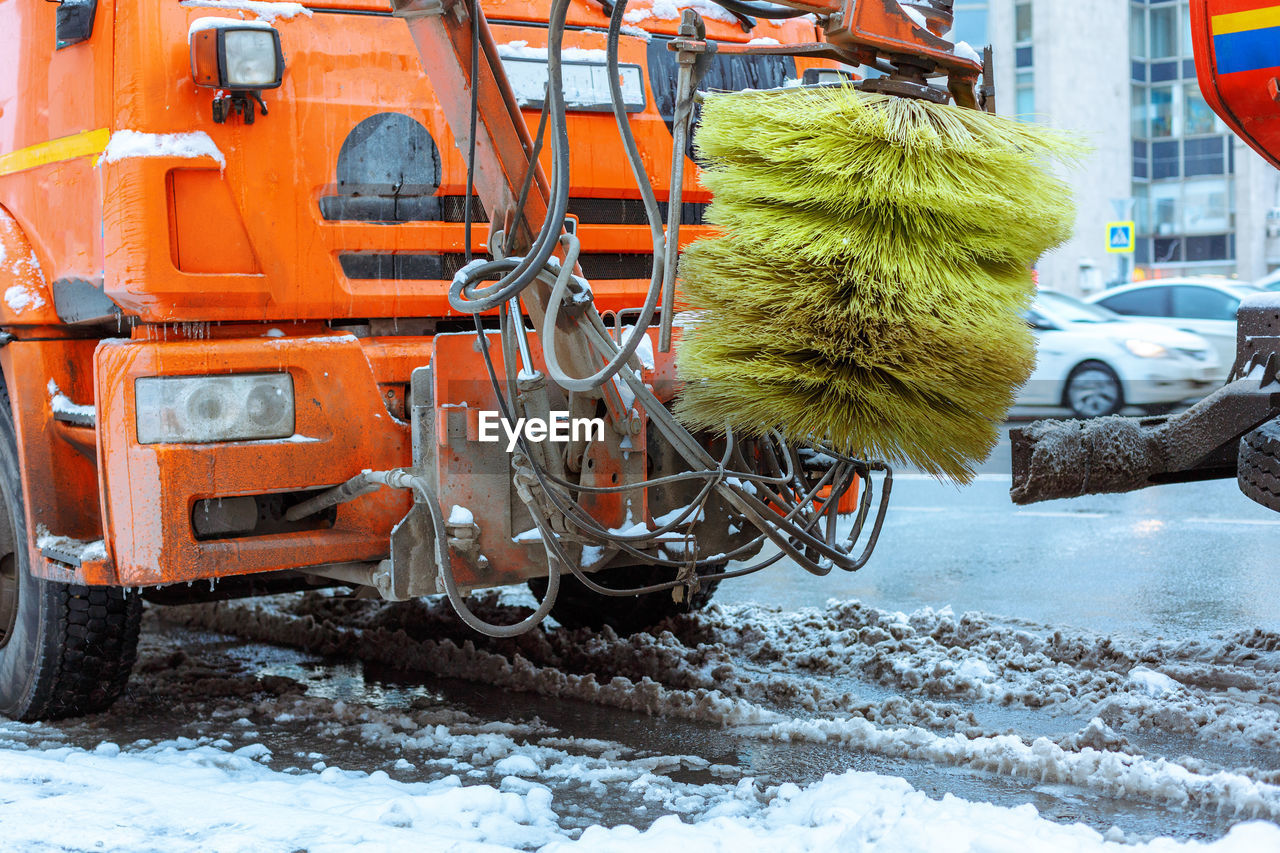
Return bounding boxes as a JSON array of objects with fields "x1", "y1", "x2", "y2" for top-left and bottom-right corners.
[{"x1": 721, "y1": 422, "x2": 1280, "y2": 638}]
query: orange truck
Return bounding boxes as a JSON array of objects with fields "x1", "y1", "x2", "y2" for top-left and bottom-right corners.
[{"x1": 0, "y1": 0, "x2": 983, "y2": 721}]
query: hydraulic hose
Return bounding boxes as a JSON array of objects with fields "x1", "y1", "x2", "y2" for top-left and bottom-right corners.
[
  {"x1": 708, "y1": 0, "x2": 811, "y2": 19},
  {"x1": 409, "y1": 469, "x2": 564, "y2": 638},
  {"x1": 535, "y1": 0, "x2": 669, "y2": 393},
  {"x1": 447, "y1": 0, "x2": 574, "y2": 314}
]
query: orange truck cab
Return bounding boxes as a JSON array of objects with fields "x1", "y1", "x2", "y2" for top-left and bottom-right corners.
[{"x1": 0, "y1": 0, "x2": 839, "y2": 720}]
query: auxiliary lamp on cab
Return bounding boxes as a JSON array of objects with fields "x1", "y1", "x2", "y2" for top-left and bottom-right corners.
[{"x1": 189, "y1": 18, "x2": 285, "y2": 124}]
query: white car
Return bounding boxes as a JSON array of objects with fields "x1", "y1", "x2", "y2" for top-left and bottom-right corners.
[
  {"x1": 1255, "y1": 268, "x2": 1280, "y2": 290},
  {"x1": 1084, "y1": 278, "x2": 1259, "y2": 381},
  {"x1": 1020, "y1": 291, "x2": 1219, "y2": 418}
]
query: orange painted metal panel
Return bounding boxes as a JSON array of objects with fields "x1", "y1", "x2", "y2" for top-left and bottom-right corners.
[
  {"x1": 167, "y1": 169, "x2": 261, "y2": 274},
  {"x1": 95, "y1": 333, "x2": 414, "y2": 586},
  {"x1": 0, "y1": 2, "x2": 114, "y2": 294},
  {"x1": 0, "y1": 206, "x2": 59, "y2": 327},
  {"x1": 3, "y1": 1, "x2": 830, "y2": 326},
  {"x1": 0, "y1": 340, "x2": 106, "y2": 579}
]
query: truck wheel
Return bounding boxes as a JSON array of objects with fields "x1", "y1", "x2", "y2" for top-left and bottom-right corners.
[
  {"x1": 1064, "y1": 361, "x2": 1123, "y2": 418},
  {"x1": 528, "y1": 564, "x2": 721, "y2": 635},
  {"x1": 0, "y1": 387, "x2": 141, "y2": 721},
  {"x1": 1239, "y1": 419, "x2": 1280, "y2": 512}
]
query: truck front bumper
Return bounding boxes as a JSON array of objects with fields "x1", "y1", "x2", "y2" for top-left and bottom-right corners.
[{"x1": 91, "y1": 332, "x2": 413, "y2": 587}]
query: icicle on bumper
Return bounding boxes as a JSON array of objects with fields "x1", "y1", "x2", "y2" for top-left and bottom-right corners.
[{"x1": 674, "y1": 88, "x2": 1083, "y2": 483}]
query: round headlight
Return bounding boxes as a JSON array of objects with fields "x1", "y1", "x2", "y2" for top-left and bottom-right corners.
[
  {"x1": 185, "y1": 382, "x2": 239, "y2": 436},
  {"x1": 245, "y1": 382, "x2": 289, "y2": 428}
]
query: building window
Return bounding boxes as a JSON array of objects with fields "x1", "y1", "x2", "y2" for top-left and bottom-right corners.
[
  {"x1": 1149, "y1": 60, "x2": 1178, "y2": 83},
  {"x1": 1150, "y1": 4, "x2": 1178, "y2": 58},
  {"x1": 1181, "y1": 177, "x2": 1231, "y2": 232},
  {"x1": 1016, "y1": 71, "x2": 1034, "y2": 116},
  {"x1": 1152, "y1": 140, "x2": 1180, "y2": 179},
  {"x1": 1013, "y1": 2, "x2": 1033, "y2": 118},
  {"x1": 1014, "y1": 2, "x2": 1032, "y2": 43},
  {"x1": 1130, "y1": 4, "x2": 1146, "y2": 57},
  {"x1": 1150, "y1": 182, "x2": 1180, "y2": 235},
  {"x1": 1154, "y1": 237, "x2": 1183, "y2": 263},
  {"x1": 1183, "y1": 89, "x2": 1217, "y2": 136},
  {"x1": 1150, "y1": 86, "x2": 1174, "y2": 137},
  {"x1": 1133, "y1": 140, "x2": 1149, "y2": 180},
  {"x1": 1134, "y1": 185, "x2": 1150, "y2": 232},
  {"x1": 1184, "y1": 235, "x2": 1231, "y2": 262},
  {"x1": 1183, "y1": 137, "x2": 1225, "y2": 176},
  {"x1": 1180, "y1": 0, "x2": 1195, "y2": 56},
  {"x1": 1136, "y1": 238, "x2": 1151, "y2": 265},
  {"x1": 1131, "y1": 87, "x2": 1147, "y2": 138}
]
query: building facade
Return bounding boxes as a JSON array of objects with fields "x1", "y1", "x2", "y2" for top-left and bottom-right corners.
[{"x1": 951, "y1": 0, "x2": 1280, "y2": 294}]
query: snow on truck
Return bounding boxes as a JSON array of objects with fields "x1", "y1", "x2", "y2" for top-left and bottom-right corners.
[{"x1": 0, "y1": 0, "x2": 929, "y2": 721}]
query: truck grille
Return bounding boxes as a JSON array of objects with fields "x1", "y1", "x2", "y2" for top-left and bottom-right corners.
[
  {"x1": 339, "y1": 252, "x2": 656, "y2": 281},
  {"x1": 323, "y1": 194, "x2": 705, "y2": 225}
]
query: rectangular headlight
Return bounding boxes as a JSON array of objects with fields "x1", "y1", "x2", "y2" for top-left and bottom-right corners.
[
  {"x1": 223, "y1": 29, "x2": 281, "y2": 88},
  {"x1": 135, "y1": 373, "x2": 294, "y2": 445},
  {"x1": 189, "y1": 20, "x2": 284, "y2": 91}
]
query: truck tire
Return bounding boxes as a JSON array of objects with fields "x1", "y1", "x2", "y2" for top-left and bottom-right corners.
[
  {"x1": 528, "y1": 564, "x2": 721, "y2": 635},
  {"x1": 1239, "y1": 419, "x2": 1280, "y2": 512},
  {"x1": 0, "y1": 386, "x2": 141, "y2": 721}
]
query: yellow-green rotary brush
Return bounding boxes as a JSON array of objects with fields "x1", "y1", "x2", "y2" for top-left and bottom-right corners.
[{"x1": 674, "y1": 87, "x2": 1083, "y2": 483}]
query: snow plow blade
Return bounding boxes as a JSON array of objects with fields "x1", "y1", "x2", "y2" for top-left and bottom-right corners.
[{"x1": 1010, "y1": 378, "x2": 1280, "y2": 505}]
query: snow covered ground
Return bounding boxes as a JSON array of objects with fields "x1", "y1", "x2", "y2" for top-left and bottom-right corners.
[
  {"x1": 3, "y1": 731, "x2": 1276, "y2": 852},
  {"x1": 3, "y1": 589, "x2": 1278, "y2": 852}
]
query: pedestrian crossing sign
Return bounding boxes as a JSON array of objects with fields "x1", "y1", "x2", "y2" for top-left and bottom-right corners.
[{"x1": 1106, "y1": 221, "x2": 1135, "y2": 254}]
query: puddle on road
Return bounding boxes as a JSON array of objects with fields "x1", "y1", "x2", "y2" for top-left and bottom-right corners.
[
  {"x1": 7, "y1": 617, "x2": 1251, "y2": 846},
  {"x1": 173, "y1": 625, "x2": 1272, "y2": 839},
  {"x1": 279, "y1": 647, "x2": 1249, "y2": 843}
]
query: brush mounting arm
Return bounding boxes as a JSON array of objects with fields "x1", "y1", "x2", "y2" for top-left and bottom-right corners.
[{"x1": 713, "y1": 0, "x2": 984, "y2": 105}]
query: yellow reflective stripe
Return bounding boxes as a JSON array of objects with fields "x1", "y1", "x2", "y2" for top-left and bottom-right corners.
[
  {"x1": 0, "y1": 128, "x2": 110, "y2": 177},
  {"x1": 1212, "y1": 6, "x2": 1280, "y2": 36}
]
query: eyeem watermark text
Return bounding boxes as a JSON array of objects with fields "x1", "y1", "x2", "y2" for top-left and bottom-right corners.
[{"x1": 477, "y1": 411, "x2": 605, "y2": 452}]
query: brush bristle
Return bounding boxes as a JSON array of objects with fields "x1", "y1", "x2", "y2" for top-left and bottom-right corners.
[{"x1": 674, "y1": 87, "x2": 1084, "y2": 483}]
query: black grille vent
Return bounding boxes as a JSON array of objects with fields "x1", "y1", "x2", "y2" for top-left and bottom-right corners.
[
  {"x1": 567, "y1": 198, "x2": 706, "y2": 225},
  {"x1": 325, "y1": 194, "x2": 705, "y2": 226},
  {"x1": 576, "y1": 253, "x2": 657, "y2": 280},
  {"x1": 340, "y1": 252, "x2": 655, "y2": 281},
  {"x1": 434, "y1": 196, "x2": 705, "y2": 226},
  {"x1": 439, "y1": 195, "x2": 489, "y2": 224}
]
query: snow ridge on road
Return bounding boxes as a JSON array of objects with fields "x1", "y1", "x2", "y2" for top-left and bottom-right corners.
[
  {"x1": 166, "y1": 593, "x2": 1280, "y2": 828},
  {"x1": 5, "y1": 591, "x2": 1280, "y2": 851}
]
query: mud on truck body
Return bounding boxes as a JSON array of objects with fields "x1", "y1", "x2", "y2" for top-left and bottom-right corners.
[{"x1": 1, "y1": 0, "x2": 980, "y2": 721}]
